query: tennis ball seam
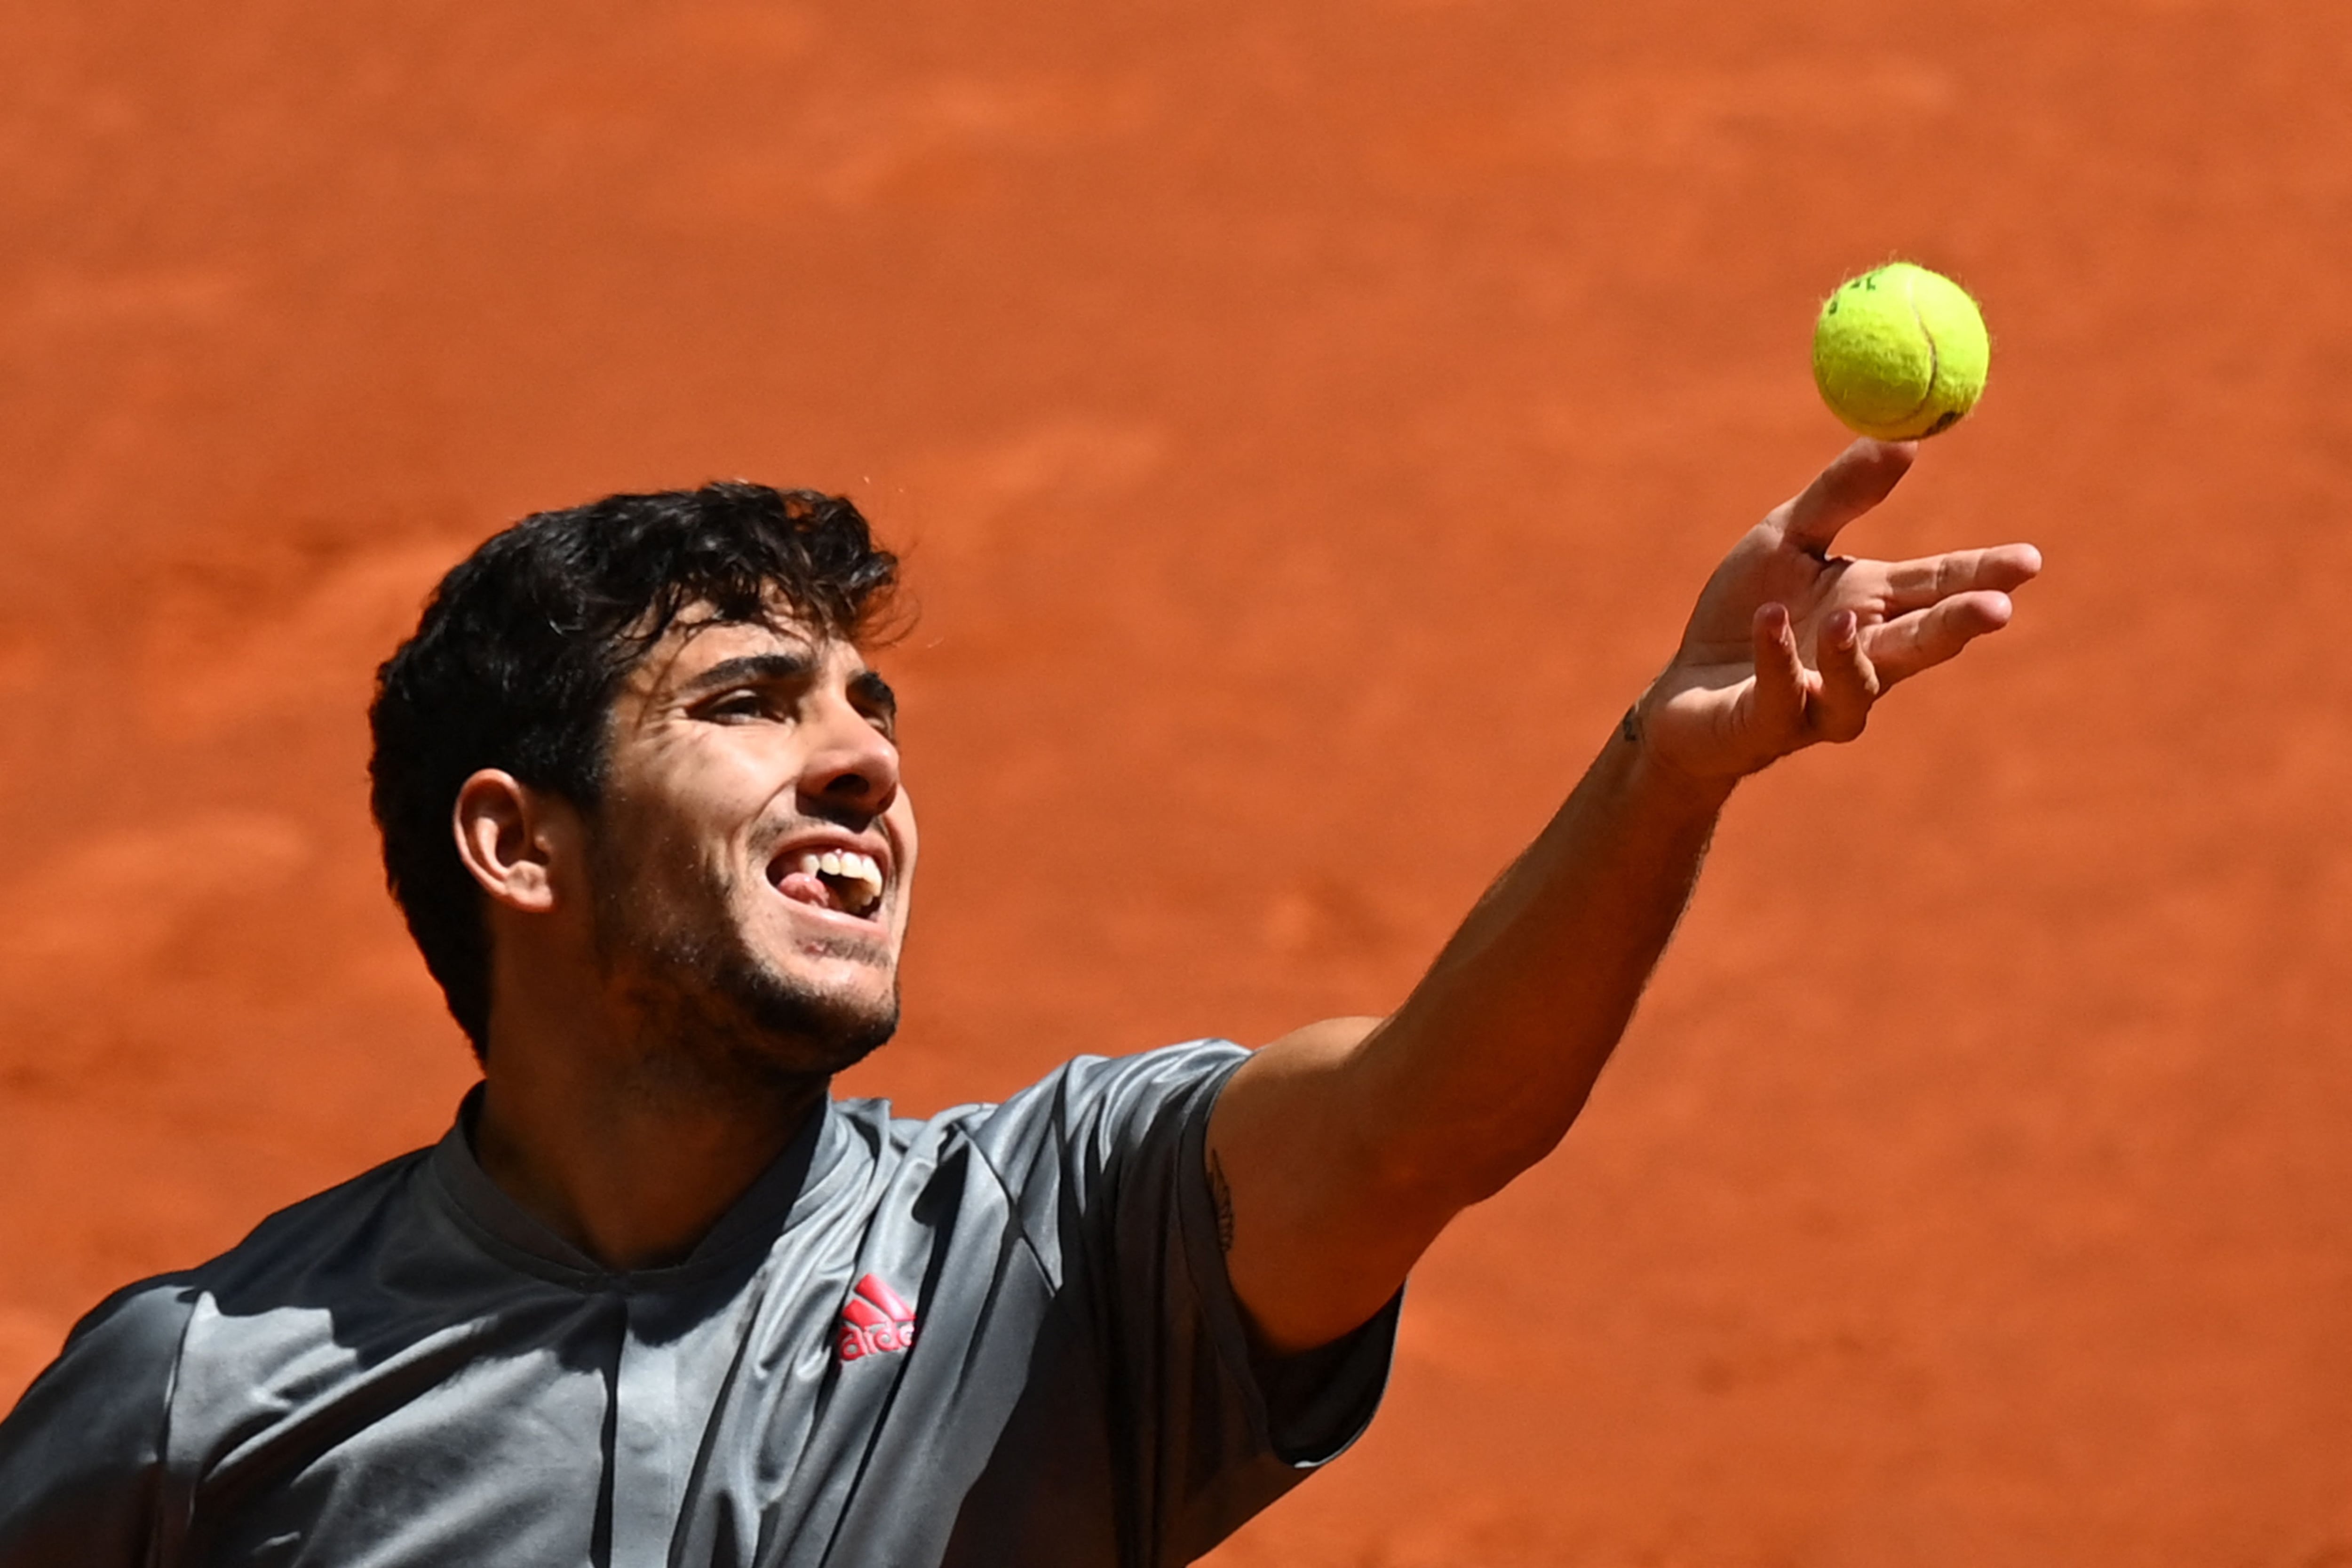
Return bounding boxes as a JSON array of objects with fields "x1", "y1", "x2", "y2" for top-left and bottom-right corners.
[{"x1": 1895, "y1": 272, "x2": 1940, "y2": 429}]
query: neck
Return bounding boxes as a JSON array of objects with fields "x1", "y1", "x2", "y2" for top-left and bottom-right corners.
[{"x1": 472, "y1": 990, "x2": 830, "y2": 1273}]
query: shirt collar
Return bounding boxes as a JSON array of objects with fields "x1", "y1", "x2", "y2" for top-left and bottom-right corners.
[{"x1": 425, "y1": 1083, "x2": 842, "y2": 1288}]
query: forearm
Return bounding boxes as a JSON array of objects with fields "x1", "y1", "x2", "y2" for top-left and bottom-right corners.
[
  {"x1": 1209, "y1": 706, "x2": 1732, "y2": 1351},
  {"x1": 1352, "y1": 706, "x2": 1732, "y2": 1206}
]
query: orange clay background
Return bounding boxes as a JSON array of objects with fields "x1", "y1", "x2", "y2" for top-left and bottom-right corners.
[{"x1": 5, "y1": 1, "x2": 2351, "y2": 1562}]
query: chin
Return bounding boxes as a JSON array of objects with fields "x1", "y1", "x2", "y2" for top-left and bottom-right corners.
[
  {"x1": 594, "y1": 881, "x2": 905, "y2": 1080},
  {"x1": 719, "y1": 958, "x2": 901, "y2": 1072}
]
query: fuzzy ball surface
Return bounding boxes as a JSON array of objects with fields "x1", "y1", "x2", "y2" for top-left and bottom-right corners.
[{"x1": 1812, "y1": 263, "x2": 1990, "y2": 440}]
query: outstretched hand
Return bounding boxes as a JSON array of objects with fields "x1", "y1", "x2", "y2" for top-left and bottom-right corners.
[
  {"x1": 1638, "y1": 438, "x2": 2042, "y2": 782},
  {"x1": 1207, "y1": 438, "x2": 2040, "y2": 1357}
]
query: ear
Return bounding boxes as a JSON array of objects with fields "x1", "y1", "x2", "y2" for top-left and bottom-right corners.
[{"x1": 452, "y1": 770, "x2": 578, "y2": 915}]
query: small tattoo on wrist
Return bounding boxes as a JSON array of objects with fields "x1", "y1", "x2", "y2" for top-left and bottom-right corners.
[
  {"x1": 1208, "y1": 1150, "x2": 1235, "y2": 1252},
  {"x1": 1620, "y1": 705, "x2": 1643, "y2": 747}
]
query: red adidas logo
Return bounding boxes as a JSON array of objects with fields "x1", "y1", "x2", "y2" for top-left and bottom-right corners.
[{"x1": 836, "y1": 1273, "x2": 919, "y2": 1361}]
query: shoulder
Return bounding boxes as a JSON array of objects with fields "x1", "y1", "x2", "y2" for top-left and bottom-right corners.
[
  {"x1": 0, "y1": 1147, "x2": 439, "y2": 1561},
  {"x1": 187, "y1": 1146, "x2": 434, "y2": 1296},
  {"x1": 12, "y1": 1147, "x2": 435, "y2": 1425},
  {"x1": 0, "y1": 1275, "x2": 198, "y2": 1562},
  {"x1": 990, "y1": 1038, "x2": 1250, "y2": 1151},
  {"x1": 845, "y1": 1040, "x2": 1250, "y2": 1162},
  {"x1": 40, "y1": 1271, "x2": 204, "y2": 1398},
  {"x1": 2, "y1": 1269, "x2": 202, "y2": 1441},
  {"x1": 7, "y1": 1146, "x2": 434, "y2": 1416},
  {"x1": 914, "y1": 1041, "x2": 1253, "y2": 1218}
]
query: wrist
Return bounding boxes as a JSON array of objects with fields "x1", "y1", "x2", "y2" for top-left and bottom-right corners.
[{"x1": 1616, "y1": 699, "x2": 1740, "y2": 814}]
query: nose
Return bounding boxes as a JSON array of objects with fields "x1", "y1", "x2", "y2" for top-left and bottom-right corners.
[{"x1": 799, "y1": 697, "x2": 900, "y2": 816}]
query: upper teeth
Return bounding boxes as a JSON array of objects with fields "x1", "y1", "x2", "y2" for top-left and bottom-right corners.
[{"x1": 796, "y1": 850, "x2": 884, "y2": 910}]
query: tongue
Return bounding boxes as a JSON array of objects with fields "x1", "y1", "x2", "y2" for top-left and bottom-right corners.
[{"x1": 776, "y1": 870, "x2": 839, "y2": 911}]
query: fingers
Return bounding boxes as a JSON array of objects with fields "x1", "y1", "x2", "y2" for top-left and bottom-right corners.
[
  {"x1": 1748, "y1": 602, "x2": 1807, "y2": 736},
  {"x1": 1743, "y1": 602, "x2": 1879, "y2": 755},
  {"x1": 1778, "y1": 439, "x2": 1917, "y2": 557},
  {"x1": 1811, "y1": 609, "x2": 1880, "y2": 741},
  {"x1": 1867, "y1": 591, "x2": 2017, "y2": 685},
  {"x1": 1881, "y1": 542, "x2": 2044, "y2": 610}
]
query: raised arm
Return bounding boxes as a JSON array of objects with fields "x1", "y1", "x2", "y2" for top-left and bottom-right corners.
[{"x1": 1205, "y1": 439, "x2": 2043, "y2": 1353}]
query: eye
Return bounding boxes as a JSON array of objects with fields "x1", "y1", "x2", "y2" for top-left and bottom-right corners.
[{"x1": 703, "y1": 689, "x2": 773, "y2": 723}]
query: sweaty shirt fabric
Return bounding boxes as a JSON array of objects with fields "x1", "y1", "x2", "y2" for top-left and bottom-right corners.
[{"x1": 0, "y1": 1041, "x2": 1399, "y2": 1568}]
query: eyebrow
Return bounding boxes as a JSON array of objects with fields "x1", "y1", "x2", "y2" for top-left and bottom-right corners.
[{"x1": 679, "y1": 653, "x2": 818, "y2": 696}]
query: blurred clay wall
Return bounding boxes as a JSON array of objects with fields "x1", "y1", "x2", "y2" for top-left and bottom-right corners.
[{"x1": 3, "y1": 2, "x2": 2350, "y2": 1562}]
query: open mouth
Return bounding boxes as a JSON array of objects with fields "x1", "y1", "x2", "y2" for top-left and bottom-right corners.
[{"x1": 771, "y1": 847, "x2": 886, "y2": 920}]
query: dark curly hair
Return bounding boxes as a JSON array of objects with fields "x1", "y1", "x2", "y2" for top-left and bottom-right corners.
[{"x1": 368, "y1": 482, "x2": 901, "y2": 1059}]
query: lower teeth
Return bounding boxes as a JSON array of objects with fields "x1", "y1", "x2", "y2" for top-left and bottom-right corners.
[{"x1": 818, "y1": 876, "x2": 875, "y2": 915}]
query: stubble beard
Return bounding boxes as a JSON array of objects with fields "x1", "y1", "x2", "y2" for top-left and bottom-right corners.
[{"x1": 588, "y1": 849, "x2": 900, "y2": 1105}]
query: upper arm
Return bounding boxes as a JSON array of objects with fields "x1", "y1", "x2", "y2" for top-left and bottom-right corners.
[
  {"x1": 1205, "y1": 1015, "x2": 1464, "y2": 1355},
  {"x1": 969, "y1": 1043, "x2": 1399, "y2": 1552}
]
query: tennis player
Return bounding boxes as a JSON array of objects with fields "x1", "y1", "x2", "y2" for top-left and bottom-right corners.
[{"x1": 0, "y1": 439, "x2": 2037, "y2": 1566}]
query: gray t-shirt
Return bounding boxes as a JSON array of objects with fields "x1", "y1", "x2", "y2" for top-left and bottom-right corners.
[{"x1": 0, "y1": 1041, "x2": 1399, "y2": 1567}]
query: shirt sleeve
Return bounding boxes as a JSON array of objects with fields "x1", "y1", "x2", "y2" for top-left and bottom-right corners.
[
  {"x1": 0, "y1": 1280, "x2": 194, "y2": 1568},
  {"x1": 969, "y1": 1041, "x2": 1402, "y2": 1561}
]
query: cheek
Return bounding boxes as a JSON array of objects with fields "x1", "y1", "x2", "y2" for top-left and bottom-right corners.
[
  {"x1": 888, "y1": 793, "x2": 920, "y2": 870},
  {"x1": 593, "y1": 804, "x2": 741, "y2": 912},
  {"x1": 607, "y1": 749, "x2": 775, "y2": 859}
]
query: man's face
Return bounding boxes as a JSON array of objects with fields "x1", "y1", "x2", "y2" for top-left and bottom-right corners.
[{"x1": 580, "y1": 609, "x2": 916, "y2": 1082}]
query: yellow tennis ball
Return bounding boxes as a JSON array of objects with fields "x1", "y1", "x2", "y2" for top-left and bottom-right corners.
[{"x1": 1812, "y1": 263, "x2": 1990, "y2": 440}]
